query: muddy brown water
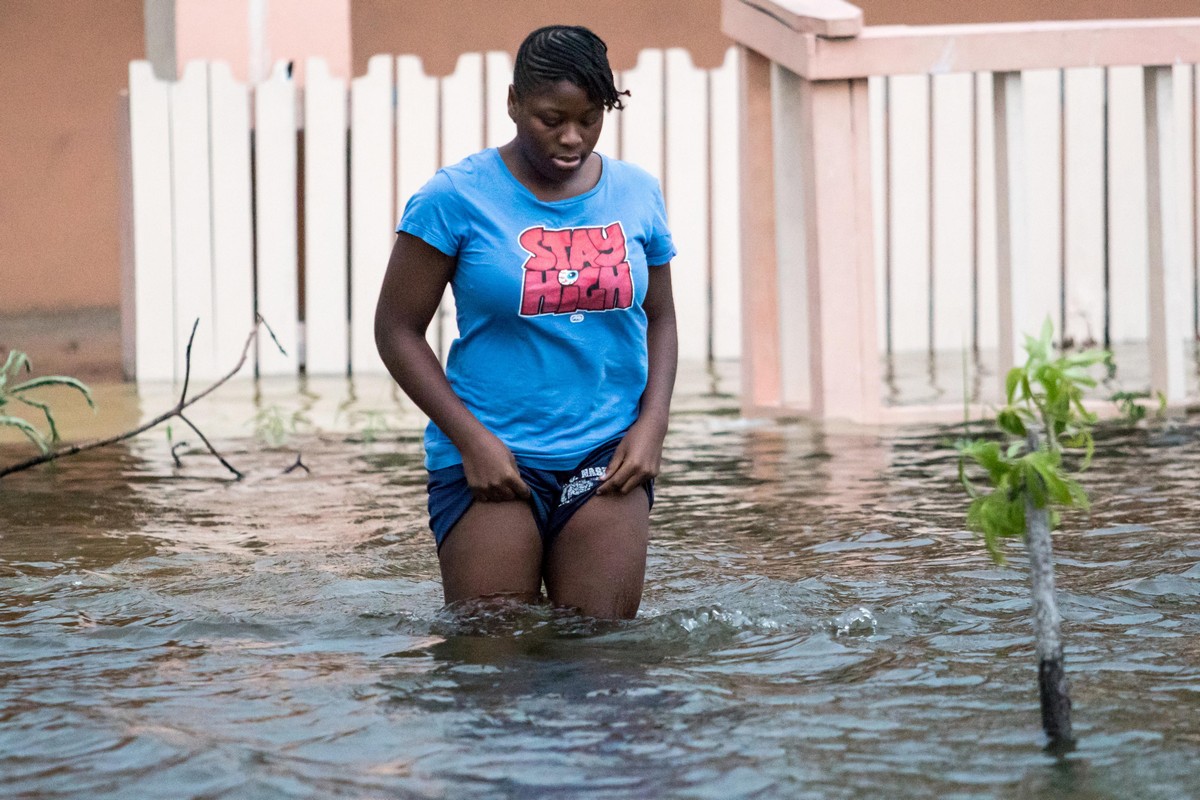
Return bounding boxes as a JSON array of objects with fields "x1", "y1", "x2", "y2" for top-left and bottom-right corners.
[{"x1": 1, "y1": 368, "x2": 1198, "y2": 799}]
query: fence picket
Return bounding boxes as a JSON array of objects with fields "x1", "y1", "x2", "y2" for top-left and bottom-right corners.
[
  {"x1": 170, "y1": 61, "x2": 217, "y2": 380},
  {"x1": 930, "y1": 73, "x2": 976, "y2": 354},
  {"x1": 304, "y1": 57, "x2": 349, "y2": 375},
  {"x1": 1021, "y1": 68, "x2": 1066, "y2": 341},
  {"x1": 1062, "y1": 68, "x2": 1107, "y2": 347},
  {"x1": 621, "y1": 50, "x2": 665, "y2": 183},
  {"x1": 1107, "y1": 66, "x2": 1150, "y2": 344},
  {"x1": 1145, "y1": 65, "x2": 1190, "y2": 401},
  {"x1": 128, "y1": 61, "x2": 176, "y2": 383},
  {"x1": 209, "y1": 62, "x2": 255, "y2": 373},
  {"x1": 598, "y1": 77, "x2": 622, "y2": 161},
  {"x1": 436, "y1": 54, "x2": 486, "y2": 359},
  {"x1": 350, "y1": 54, "x2": 394, "y2": 375},
  {"x1": 993, "y1": 70, "x2": 1031, "y2": 376},
  {"x1": 710, "y1": 47, "x2": 742, "y2": 361},
  {"x1": 485, "y1": 51, "x2": 512, "y2": 148},
  {"x1": 885, "y1": 74, "x2": 932, "y2": 354},
  {"x1": 395, "y1": 55, "x2": 442, "y2": 359},
  {"x1": 254, "y1": 60, "x2": 300, "y2": 375},
  {"x1": 665, "y1": 49, "x2": 711, "y2": 362},
  {"x1": 974, "y1": 73, "x2": 1001, "y2": 353}
]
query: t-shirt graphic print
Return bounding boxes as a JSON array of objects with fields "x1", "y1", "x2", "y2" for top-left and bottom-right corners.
[{"x1": 518, "y1": 222, "x2": 633, "y2": 316}]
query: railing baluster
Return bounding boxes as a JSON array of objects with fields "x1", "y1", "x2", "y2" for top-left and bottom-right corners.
[
  {"x1": 1144, "y1": 64, "x2": 1189, "y2": 402},
  {"x1": 993, "y1": 70, "x2": 1029, "y2": 382}
]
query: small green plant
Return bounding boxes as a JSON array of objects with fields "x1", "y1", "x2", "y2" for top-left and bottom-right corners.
[
  {"x1": 348, "y1": 409, "x2": 394, "y2": 443},
  {"x1": 0, "y1": 350, "x2": 94, "y2": 453},
  {"x1": 951, "y1": 320, "x2": 1111, "y2": 751},
  {"x1": 953, "y1": 321, "x2": 1107, "y2": 562},
  {"x1": 1109, "y1": 389, "x2": 1167, "y2": 424},
  {"x1": 250, "y1": 404, "x2": 312, "y2": 447}
]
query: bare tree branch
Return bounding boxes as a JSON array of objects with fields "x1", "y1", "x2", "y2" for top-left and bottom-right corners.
[{"x1": 0, "y1": 317, "x2": 278, "y2": 480}]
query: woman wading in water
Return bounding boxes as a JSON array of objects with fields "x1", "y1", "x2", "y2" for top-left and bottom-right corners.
[{"x1": 375, "y1": 25, "x2": 677, "y2": 619}]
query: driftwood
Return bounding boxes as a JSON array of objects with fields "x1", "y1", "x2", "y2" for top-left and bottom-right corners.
[{"x1": 0, "y1": 317, "x2": 281, "y2": 480}]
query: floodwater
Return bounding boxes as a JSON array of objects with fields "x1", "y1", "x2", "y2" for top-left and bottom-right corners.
[{"x1": 2, "y1": 365, "x2": 1199, "y2": 799}]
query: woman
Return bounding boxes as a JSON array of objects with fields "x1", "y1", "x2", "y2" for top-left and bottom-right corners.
[{"x1": 375, "y1": 25, "x2": 677, "y2": 620}]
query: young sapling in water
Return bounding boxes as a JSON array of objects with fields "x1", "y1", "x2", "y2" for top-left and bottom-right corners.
[{"x1": 953, "y1": 320, "x2": 1109, "y2": 751}]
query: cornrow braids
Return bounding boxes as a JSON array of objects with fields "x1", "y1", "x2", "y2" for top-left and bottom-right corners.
[{"x1": 513, "y1": 25, "x2": 629, "y2": 111}]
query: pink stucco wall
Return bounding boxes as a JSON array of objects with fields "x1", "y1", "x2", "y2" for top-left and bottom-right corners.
[{"x1": 3, "y1": 0, "x2": 1199, "y2": 315}]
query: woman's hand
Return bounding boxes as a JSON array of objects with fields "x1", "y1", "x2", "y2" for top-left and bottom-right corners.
[
  {"x1": 460, "y1": 432, "x2": 532, "y2": 503},
  {"x1": 597, "y1": 416, "x2": 667, "y2": 496},
  {"x1": 598, "y1": 262, "x2": 676, "y2": 497}
]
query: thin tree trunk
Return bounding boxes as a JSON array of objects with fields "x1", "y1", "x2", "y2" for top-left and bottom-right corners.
[{"x1": 1025, "y1": 431, "x2": 1074, "y2": 750}]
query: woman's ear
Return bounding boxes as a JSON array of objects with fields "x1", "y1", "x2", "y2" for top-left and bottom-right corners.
[{"x1": 507, "y1": 85, "x2": 518, "y2": 122}]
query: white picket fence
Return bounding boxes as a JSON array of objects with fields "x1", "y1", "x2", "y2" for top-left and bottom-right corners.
[
  {"x1": 123, "y1": 49, "x2": 743, "y2": 383},
  {"x1": 125, "y1": 45, "x2": 1200, "y2": 410}
]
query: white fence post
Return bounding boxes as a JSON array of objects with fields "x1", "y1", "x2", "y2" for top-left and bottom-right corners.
[
  {"x1": 254, "y1": 60, "x2": 300, "y2": 376},
  {"x1": 666, "y1": 48, "x2": 711, "y2": 362},
  {"x1": 349, "y1": 54, "x2": 394, "y2": 376},
  {"x1": 484, "y1": 51, "x2": 513, "y2": 148},
  {"x1": 209, "y1": 62, "x2": 255, "y2": 373},
  {"x1": 126, "y1": 48, "x2": 746, "y2": 387},
  {"x1": 1145, "y1": 64, "x2": 1190, "y2": 402},
  {"x1": 711, "y1": 47, "x2": 743, "y2": 363},
  {"x1": 304, "y1": 57, "x2": 350, "y2": 376},
  {"x1": 395, "y1": 55, "x2": 441, "y2": 359},
  {"x1": 993, "y1": 70, "x2": 1030, "y2": 380},
  {"x1": 128, "y1": 61, "x2": 176, "y2": 383},
  {"x1": 621, "y1": 50, "x2": 666, "y2": 184},
  {"x1": 169, "y1": 61, "x2": 217, "y2": 381}
]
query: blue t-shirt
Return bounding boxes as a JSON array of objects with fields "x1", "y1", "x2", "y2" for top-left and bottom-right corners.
[{"x1": 397, "y1": 148, "x2": 676, "y2": 470}]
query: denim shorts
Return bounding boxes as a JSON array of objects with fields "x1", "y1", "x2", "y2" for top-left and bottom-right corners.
[{"x1": 426, "y1": 435, "x2": 654, "y2": 550}]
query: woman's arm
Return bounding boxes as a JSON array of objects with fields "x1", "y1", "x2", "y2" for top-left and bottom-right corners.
[
  {"x1": 598, "y1": 263, "x2": 678, "y2": 495},
  {"x1": 375, "y1": 233, "x2": 530, "y2": 502}
]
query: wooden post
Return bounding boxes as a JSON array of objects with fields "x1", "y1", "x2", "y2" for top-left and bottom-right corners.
[
  {"x1": 798, "y1": 74, "x2": 881, "y2": 421},
  {"x1": 738, "y1": 46, "x2": 783, "y2": 414},
  {"x1": 1144, "y1": 65, "x2": 1189, "y2": 403}
]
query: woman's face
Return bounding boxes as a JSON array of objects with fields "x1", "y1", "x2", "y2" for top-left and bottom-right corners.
[{"x1": 508, "y1": 79, "x2": 604, "y2": 184}]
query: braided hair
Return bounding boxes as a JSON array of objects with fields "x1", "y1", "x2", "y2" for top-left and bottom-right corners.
[{"x1": 513, "y1": 25, "x2": 629, "y2": 111}]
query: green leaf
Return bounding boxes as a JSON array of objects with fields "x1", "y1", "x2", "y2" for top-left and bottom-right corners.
[
  {"x1": 11, "y1": 375, "x2": 95, "y2": 409},
  {"x1": 996, "y1": 409, "x2": 1026, "y2": 437},
  {"x1": 0, "y1": 413, "x2": 51, "y2": 454},
  {"x1": 12, "y1": 394, "x2": 60, "y2": 444},
  {"x1": 1005, "y1": 367, "x2": 1023, "y2": 405}
]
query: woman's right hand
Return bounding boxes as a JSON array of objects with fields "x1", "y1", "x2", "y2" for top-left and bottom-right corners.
[{"x1": 460, "y1": 433, "x2": 532, "y2": 503}]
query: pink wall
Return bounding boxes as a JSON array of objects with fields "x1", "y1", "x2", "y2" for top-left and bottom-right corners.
[
  {"x1": 0, "y1": 0, "x2": 143, "y2": 313},
  {"x1": 3, "y1": 0, "x2": 1199, "y2": 315},
  {"x1": 175, "y1": 0, "x2": 351, "y2": 83}
]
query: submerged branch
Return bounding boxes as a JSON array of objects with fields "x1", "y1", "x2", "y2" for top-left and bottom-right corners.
[{"x1": 0, "y1": 317, "x2": 275, "y2": 480}]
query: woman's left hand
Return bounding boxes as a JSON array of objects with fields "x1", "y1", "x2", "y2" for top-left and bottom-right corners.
[{"x1": 597, "y1": 417, "x2": 667, "y2": 495}]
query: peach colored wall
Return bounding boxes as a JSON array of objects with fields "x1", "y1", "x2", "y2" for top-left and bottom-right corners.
[
  {"x1": 175, "y1": 0, "x2": 253, "y2": 79},
  {"x1": 3, "y1": 0, "x2": 1200, "y2": 315},
  {"x1": 350, "y1": 0, "x2": 732, "y2": 76},
  {"x1": 0, "y1": 0, "x2": 143, "y2": 313},
  {"x1": 175, "y1": 0, "x2": 351, "y2": 83}
]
